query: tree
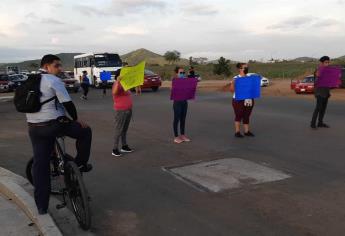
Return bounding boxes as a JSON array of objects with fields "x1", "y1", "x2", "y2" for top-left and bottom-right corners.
[
  {"x1": 213, "y1": 57, "x2": 231, "y2": 77},
  {"x1": 164, "y1": 50, "x2": 181, "y2": 64},
  {"x1": 189, "y1": 56, "x2": 194, "y2": 66},
  {"x1": 29, "y1": 62, "x2": 39, "y2": 71}
]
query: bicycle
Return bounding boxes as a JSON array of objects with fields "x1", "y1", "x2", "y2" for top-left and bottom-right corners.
[{"x1": 26, "y1": 136, "x2": 91, "y2": 230}]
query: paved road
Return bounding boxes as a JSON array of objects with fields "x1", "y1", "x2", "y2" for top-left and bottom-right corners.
[{"x1": 0, "y1": 88, "x2": 345, "y2": 236}]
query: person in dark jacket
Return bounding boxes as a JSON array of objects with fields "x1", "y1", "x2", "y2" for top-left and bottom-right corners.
[
  {"x1": 80, "y1": 71, "x2": 90, "y2": 100},
  {"x1": 311, "y1": 56, "x2": 331, "y2": 129}
]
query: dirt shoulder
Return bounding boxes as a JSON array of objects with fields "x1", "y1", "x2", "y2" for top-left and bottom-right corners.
[{"x1": 162, "y1": 80, "x2": 345, "y2": 101}]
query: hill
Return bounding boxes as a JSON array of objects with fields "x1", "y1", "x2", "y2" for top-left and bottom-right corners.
[
  {"x1": 121, "y1": 48, "x2": 189, "y2": 66},
  {"x1": 336, "y1": 55, "x2": 345, "y2": 60},
  {"x1": 0, "y1": 49, "x2": 191, "y2": 71},
  {"x1": 292, "y1": 57, "x2": 317, "y2": 62},
  {"x1": 0, "y1": 53, "x2": 81, "y2": 71}
]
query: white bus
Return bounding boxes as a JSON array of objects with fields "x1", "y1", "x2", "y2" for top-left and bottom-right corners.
[{"x1": 74, "y1": 53, "x2": 122, "y2": 87}]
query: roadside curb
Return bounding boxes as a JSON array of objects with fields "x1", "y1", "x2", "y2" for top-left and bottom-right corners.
[
  {"x1": 0, "y1": 96, "x2": 14, "y2": 102},
  {"x1": 0, "y1": 167, "x2": 63, "y2": 236}
]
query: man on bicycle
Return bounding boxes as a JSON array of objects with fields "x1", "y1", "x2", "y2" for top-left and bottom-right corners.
[{"x1": 26, "y1": 54, "x2": 92, "y2": 215}]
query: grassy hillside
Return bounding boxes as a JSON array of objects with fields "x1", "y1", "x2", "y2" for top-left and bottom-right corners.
[
  {"x1": 121, "y1": 48, "x2": 189, "y2": 66},
  {"x1": 1, "y1": 50, "x2": 344, "y2": 80},
  {"x1": 0, "y1": 53, "x2": 81, "y2": 71}
]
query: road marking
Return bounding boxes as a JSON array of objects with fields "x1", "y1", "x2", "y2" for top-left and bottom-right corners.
[
  {"x1": 0, "y1": 96, "x2": 14, "y2": 102},
  {"x1": 165, "y1": 158, "x2": 291, "y2": 192}
]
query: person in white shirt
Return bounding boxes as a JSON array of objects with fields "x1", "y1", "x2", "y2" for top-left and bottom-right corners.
[{"x1": 26, "y1": 55, "x2": 92, "y2": 215}]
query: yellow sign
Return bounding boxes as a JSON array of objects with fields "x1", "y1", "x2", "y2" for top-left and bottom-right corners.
[{"x1": 120, "y1": 61, "x2": 146, "y2": 91}]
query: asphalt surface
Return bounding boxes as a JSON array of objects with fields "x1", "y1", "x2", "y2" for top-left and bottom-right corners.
[{"x1": 0, "y1": 88, "x2": 345, "y2": 236}]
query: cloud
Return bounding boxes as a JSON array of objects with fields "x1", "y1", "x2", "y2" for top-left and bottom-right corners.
[
  {"x1": 0, "y1": 32, "x2": 7, "y2": 38},
  {"x1": 312, "y1": 19, "x2": 340, "y2": 27},
  {"x1": 48, "y1": 25, "x2": 84, "y2": 34},
  {"x1": 105, "y1": 25, "x2": 149, "y2": 36},
  {"x1": 40, "y1": 18, "x2": 65, "y2": 25},
  {"x1": 268, "y1": 16, "x2": 315, "y2": 30},
  {"x1": 25, "y1": 12, "x2": 38, "y2": 20},
  {"x1": 182, "y1": 4, "x2": 219, "y2": 16},
  {"x1": 75, "y1": 0, "x2": 166, "y2": 16}
]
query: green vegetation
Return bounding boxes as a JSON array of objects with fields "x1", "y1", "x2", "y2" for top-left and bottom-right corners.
[
  {"x1": 163, "y1": 50, "x2": 181, "y2": 64},
  {"x1": 1, "y1": 48, "x2": 344, "y2": 80},
  {"x1": 213, "y1": 57, "x2": 232, "y2": 78}
]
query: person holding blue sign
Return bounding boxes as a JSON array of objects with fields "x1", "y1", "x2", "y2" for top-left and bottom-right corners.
[
  {"x1": 230, "y1": 63, "x2": 258, "y2": 138},
  {"x1": 100, "y1": 71, "x2": 111, "y2": 97}
]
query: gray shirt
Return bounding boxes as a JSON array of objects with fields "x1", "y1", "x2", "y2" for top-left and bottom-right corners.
[{"x1": 26, "y1": 73, "x2": 71, "y2": 123}]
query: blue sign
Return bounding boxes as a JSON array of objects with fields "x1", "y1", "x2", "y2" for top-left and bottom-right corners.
[
  {"x1": 234, "y1": 75, "x2": 261, "y2": 100},
  {"x1": 100, "y1": 71, "x2": 112, "y2": 82}
]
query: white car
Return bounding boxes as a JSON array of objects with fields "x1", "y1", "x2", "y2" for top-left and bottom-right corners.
[{"x1": 247, "y1": 73, "x2": 270, "y2": 87}]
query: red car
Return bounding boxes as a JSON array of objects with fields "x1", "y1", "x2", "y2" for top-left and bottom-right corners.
[
  {"x1": 291, "y1": 75, "x2": 315, "y2": 94},
  {"x1": 141, "y1": 69, "x2": 162, "y2": 92}
]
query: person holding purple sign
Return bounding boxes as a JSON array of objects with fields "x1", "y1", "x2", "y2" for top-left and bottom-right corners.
[
  {"x1": 230, "y1": 63, "x2": 255, "y2": 138},
  {"x1": 172, "y1": 67, "x2": 193, "y2": 144},
  {"x1": 311, "y1": 56, "x2": 332, "y2": 129}
]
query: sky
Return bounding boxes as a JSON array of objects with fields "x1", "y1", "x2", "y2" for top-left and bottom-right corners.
[{"x1": 0, "y1": 0, "x2": 345, "y2": 62}]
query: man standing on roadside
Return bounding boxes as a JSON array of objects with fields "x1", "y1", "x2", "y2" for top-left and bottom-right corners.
[
  {"x1": 311, "y1": 56, "x2": 332, "y2": 129},
  {"x1": 26, "y1": 55, "x2": 93, "y2": 215}
]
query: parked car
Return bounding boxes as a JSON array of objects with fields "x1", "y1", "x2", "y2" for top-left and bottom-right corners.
[
  {"x1": 141, "y1": 69, "x2": 162, "y2": 92},
  {"x1": 0, "y1": 74, "x2": 13, "y2": 92},
  {"x1": 57, "y1": 72, "x2": 80, "y2": 93},
  {"x1": 247, "y1": 73, "x2": 270, "y2": 87},
  {"x1": 292, "y1": 75, "x2": 315, "y2": 94},
  {"x1": 8, "y1": 74, "x2": 28, "y2": 89}
]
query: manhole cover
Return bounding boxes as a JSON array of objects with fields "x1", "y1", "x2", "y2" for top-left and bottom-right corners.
[{"x1": 165, "y1": 158, "x2": 291, "y2": 192}]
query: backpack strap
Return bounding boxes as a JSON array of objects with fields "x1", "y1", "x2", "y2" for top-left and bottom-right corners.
[{"x1": 41, "y1": 96, "x2": 57, "y2": 106}]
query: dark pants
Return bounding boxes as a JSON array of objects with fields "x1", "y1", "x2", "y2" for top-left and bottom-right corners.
[
  {"x1": 113, "y1": 110, "x2": 132, "y2": 150},
  {"x1": 81, "y1": 84, "x2": 89, "y2": 97},
  {"x1": 102, "y1": 82, "x2": 107, "y2": 95},
  {"x1": 173, "y1": 101, "x2": 188, "y2": 137},
  {"x1": 28, "y1": 120, "x2": 92, "y2": 212},
  {"x1": 232, "y1": 99, "x2": 254, "y2": 124},
  {"x1": 311, "y1": 96, "x2": 329, "y2": 125}
]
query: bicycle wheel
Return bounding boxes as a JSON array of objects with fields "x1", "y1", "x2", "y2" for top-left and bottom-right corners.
[{"x1": 64, "y1": 161, "x2": 91, "y2": 230}]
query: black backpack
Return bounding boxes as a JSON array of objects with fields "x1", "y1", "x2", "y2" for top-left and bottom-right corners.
[{"x1": 14, "y1": 74, "x2": 56, "y2": 113}]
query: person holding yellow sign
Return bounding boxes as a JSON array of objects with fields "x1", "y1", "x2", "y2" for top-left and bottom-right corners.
[{"x1": 111, "y1": 61, "x2": 145, "y2": 157}]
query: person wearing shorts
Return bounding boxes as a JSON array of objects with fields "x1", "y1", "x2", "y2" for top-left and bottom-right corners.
[{"x1": 230, "y1": 63, "x2": 255, "y2": 138}]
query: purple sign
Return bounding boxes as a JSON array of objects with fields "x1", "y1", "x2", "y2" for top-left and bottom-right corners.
[
  {"x1": 171, "y1": 77, "x2": 198, "y2": 101},
  {"x1": 317, "y1": 66, "x2": 342, "y2": 88}
]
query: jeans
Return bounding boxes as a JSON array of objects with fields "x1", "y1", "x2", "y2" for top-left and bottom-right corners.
[
  {"x1": 113, "y1": 110, "x2": 132, "y2": 150},
  {"x1": 311, "y1": 95, "x2": 329, "y2": 125},
  {"x1": 29, "y1": 120, "x2": 92, "y2": 212},
  {"x1": 173, "y1": 101, "x2": 188, "y2": 137}
]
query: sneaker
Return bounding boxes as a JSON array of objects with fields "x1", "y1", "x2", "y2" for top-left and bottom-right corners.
[
  {"x1": 318, "y1": 123, "x2": 330, "y2": 128},
  {"x1": 310, "y1": 124, "x2": 317, "y2": 129},
  {"x1": 121, "y1": 145, "x2": 133, "y2": 153},
  {"x1": 174, "y1": 137, "x2": 184, "y2": 144},
  {"x1": 79, "y1": 163, "x2": 93, "y2": 173},
  {"x1": 112, "y1": 149, "x2": 122, "y2": 157},
  {"x1": 180, "y1": 135, "x2": 191, "y2": 142},
  {"x1": 235, "y1": 132, "x2": 244, "y2": 138},
  {"x1": 244, "y1": 131, "x2": 255, "y2": 137}
]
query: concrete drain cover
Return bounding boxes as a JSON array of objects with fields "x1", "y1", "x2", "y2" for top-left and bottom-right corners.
[{"x1": 166, "y1": 158, "x2": 291, "y2": 192}]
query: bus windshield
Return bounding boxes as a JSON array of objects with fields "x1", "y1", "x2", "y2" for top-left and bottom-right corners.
[{"x1": 94, "y1": 54, "x2": 122, "y2": 67}]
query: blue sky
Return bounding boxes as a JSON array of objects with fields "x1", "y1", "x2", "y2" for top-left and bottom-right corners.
[{"x1": 0, "y1": 0, "x2": 345, "y2": 62}]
